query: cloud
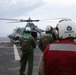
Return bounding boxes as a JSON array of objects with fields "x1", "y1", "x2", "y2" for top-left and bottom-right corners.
[
  {"x1": 43, "y1": 0, "x2": 76, "y2": 6},
  {"x1": 0, "y1": 0, "x2": 76, "y2": 37},
  {"x1": 0, "y1": 0, "x2": 44, "y2": 18},
  {"x1": 0, "y1": 0, "x2": 43, "y2": 10}
]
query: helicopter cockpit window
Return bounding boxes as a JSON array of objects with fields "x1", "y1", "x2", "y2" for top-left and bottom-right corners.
[
  {"x1": 14, "y1": 28, "x2": 21, "y2": 34},
  {"x1": 17, "y1": 29, "x2": 21, "y2": 33}
]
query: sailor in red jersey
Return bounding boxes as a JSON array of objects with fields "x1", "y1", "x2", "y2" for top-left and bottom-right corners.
[{"x1": 38, "y1": 19, "x2": 76, "y2": 75}]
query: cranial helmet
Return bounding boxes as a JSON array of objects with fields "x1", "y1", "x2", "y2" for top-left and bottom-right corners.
[
  {"x1": 25, "y1": 27, "x2": 31, "y2": 32},
  {"x1": 53, "y1": 29, "x2": 58, "y2": 36},
  {"x1": 45, "y1": 25, "x2": 53, "y2": 32},
  {"x1": 57, "y1": 19, "x2": 76, "y2": 39}
]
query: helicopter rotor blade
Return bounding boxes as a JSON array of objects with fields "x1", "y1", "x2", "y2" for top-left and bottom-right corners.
[
  {"x1": 0, "y1": 17, "x2": 69, "y2": 23},
  {"x1": 0, "y1": 18, "x2": 40, "y2": 22},
  {"x1": 39, "y1": 17, "x2": 69, "y2": 21},
  {"x1": 0, "y1": 18, "x2": 20, "y2": 21},
  {"x1": 6, "y1": 22, "x2": 22, "y2": 23},
  {"x1": 20, "y1": 19, "x2": 40, "y2": 22}
]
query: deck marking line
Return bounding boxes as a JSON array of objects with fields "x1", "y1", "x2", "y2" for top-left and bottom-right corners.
[{"x1": 13, "y1": 44, "x2": 20, "y2": 60}]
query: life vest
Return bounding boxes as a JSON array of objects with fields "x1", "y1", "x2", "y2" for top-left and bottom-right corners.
[
  {"x1": 22, "y1": 35, "x2": 31, "y2": 51},
  {"x1": 41, "y1": 34, "x2": 51, "y2": 50},
  {"x1": 43, "y1": 39, "x2": 76, "y2": 75}
]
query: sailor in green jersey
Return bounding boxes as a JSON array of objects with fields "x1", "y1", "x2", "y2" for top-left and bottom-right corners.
[
  {"x1": 38, "y1": 26, "x2": 56, "y2": 52},
  {"x1": 19, "y1": 27, "x2": 36, "y2": 75}
]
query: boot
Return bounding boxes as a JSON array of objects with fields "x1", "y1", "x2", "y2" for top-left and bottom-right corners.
[{"x1": 20, "y1": 72, "x2": 25, "y2": 75}]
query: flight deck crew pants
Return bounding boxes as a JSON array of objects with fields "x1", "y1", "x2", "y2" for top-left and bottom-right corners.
[{"x1": 19, "y1": 51, "x2": 34, "y2": 75}]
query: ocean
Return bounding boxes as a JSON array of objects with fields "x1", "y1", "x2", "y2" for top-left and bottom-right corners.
[{"x1": 0, "y1": 37, "x2": 10, "y2": 41}]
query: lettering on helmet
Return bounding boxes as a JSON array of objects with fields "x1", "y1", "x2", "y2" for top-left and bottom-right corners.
[
  {"x1": 67, "y1": 26, "x2": 72, "y2": 31},
  {"x1": 65, "y1": 26, "x2": 74, "y2": 33}
]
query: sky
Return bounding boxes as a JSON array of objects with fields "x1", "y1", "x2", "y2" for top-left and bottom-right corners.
[{"x1": 0, "y1": 0, "x2": 76, "y2": 37}]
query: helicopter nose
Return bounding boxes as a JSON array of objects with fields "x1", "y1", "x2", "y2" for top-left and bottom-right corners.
[
  {"x1": 8, "y1": 35, "x2": 11, "y2": 38},
  {"x1": 8, "y1": 34, "x2": 20, "y2": 41},
  {"x1": 8, "y1": 34, "x2": 14, "y2": 39}
]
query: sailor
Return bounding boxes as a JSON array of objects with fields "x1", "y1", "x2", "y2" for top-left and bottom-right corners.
[
  {"x1": 38, "y1": 25, "x2": 56, "y2": 52},
  {"x1": 38, "y1": 19, "x2": 76, "y2": 75},
  {"x1": 19, "y1": 27, "x2": 36, "y2": 75}
]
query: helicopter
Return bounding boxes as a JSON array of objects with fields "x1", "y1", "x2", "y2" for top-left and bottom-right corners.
[
  {"x1": 0, "y1": 17, "x2": 70, "y2": 43},
  {"x1": 0, "y1": 18, "x2": 44, "y2": 43}
]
